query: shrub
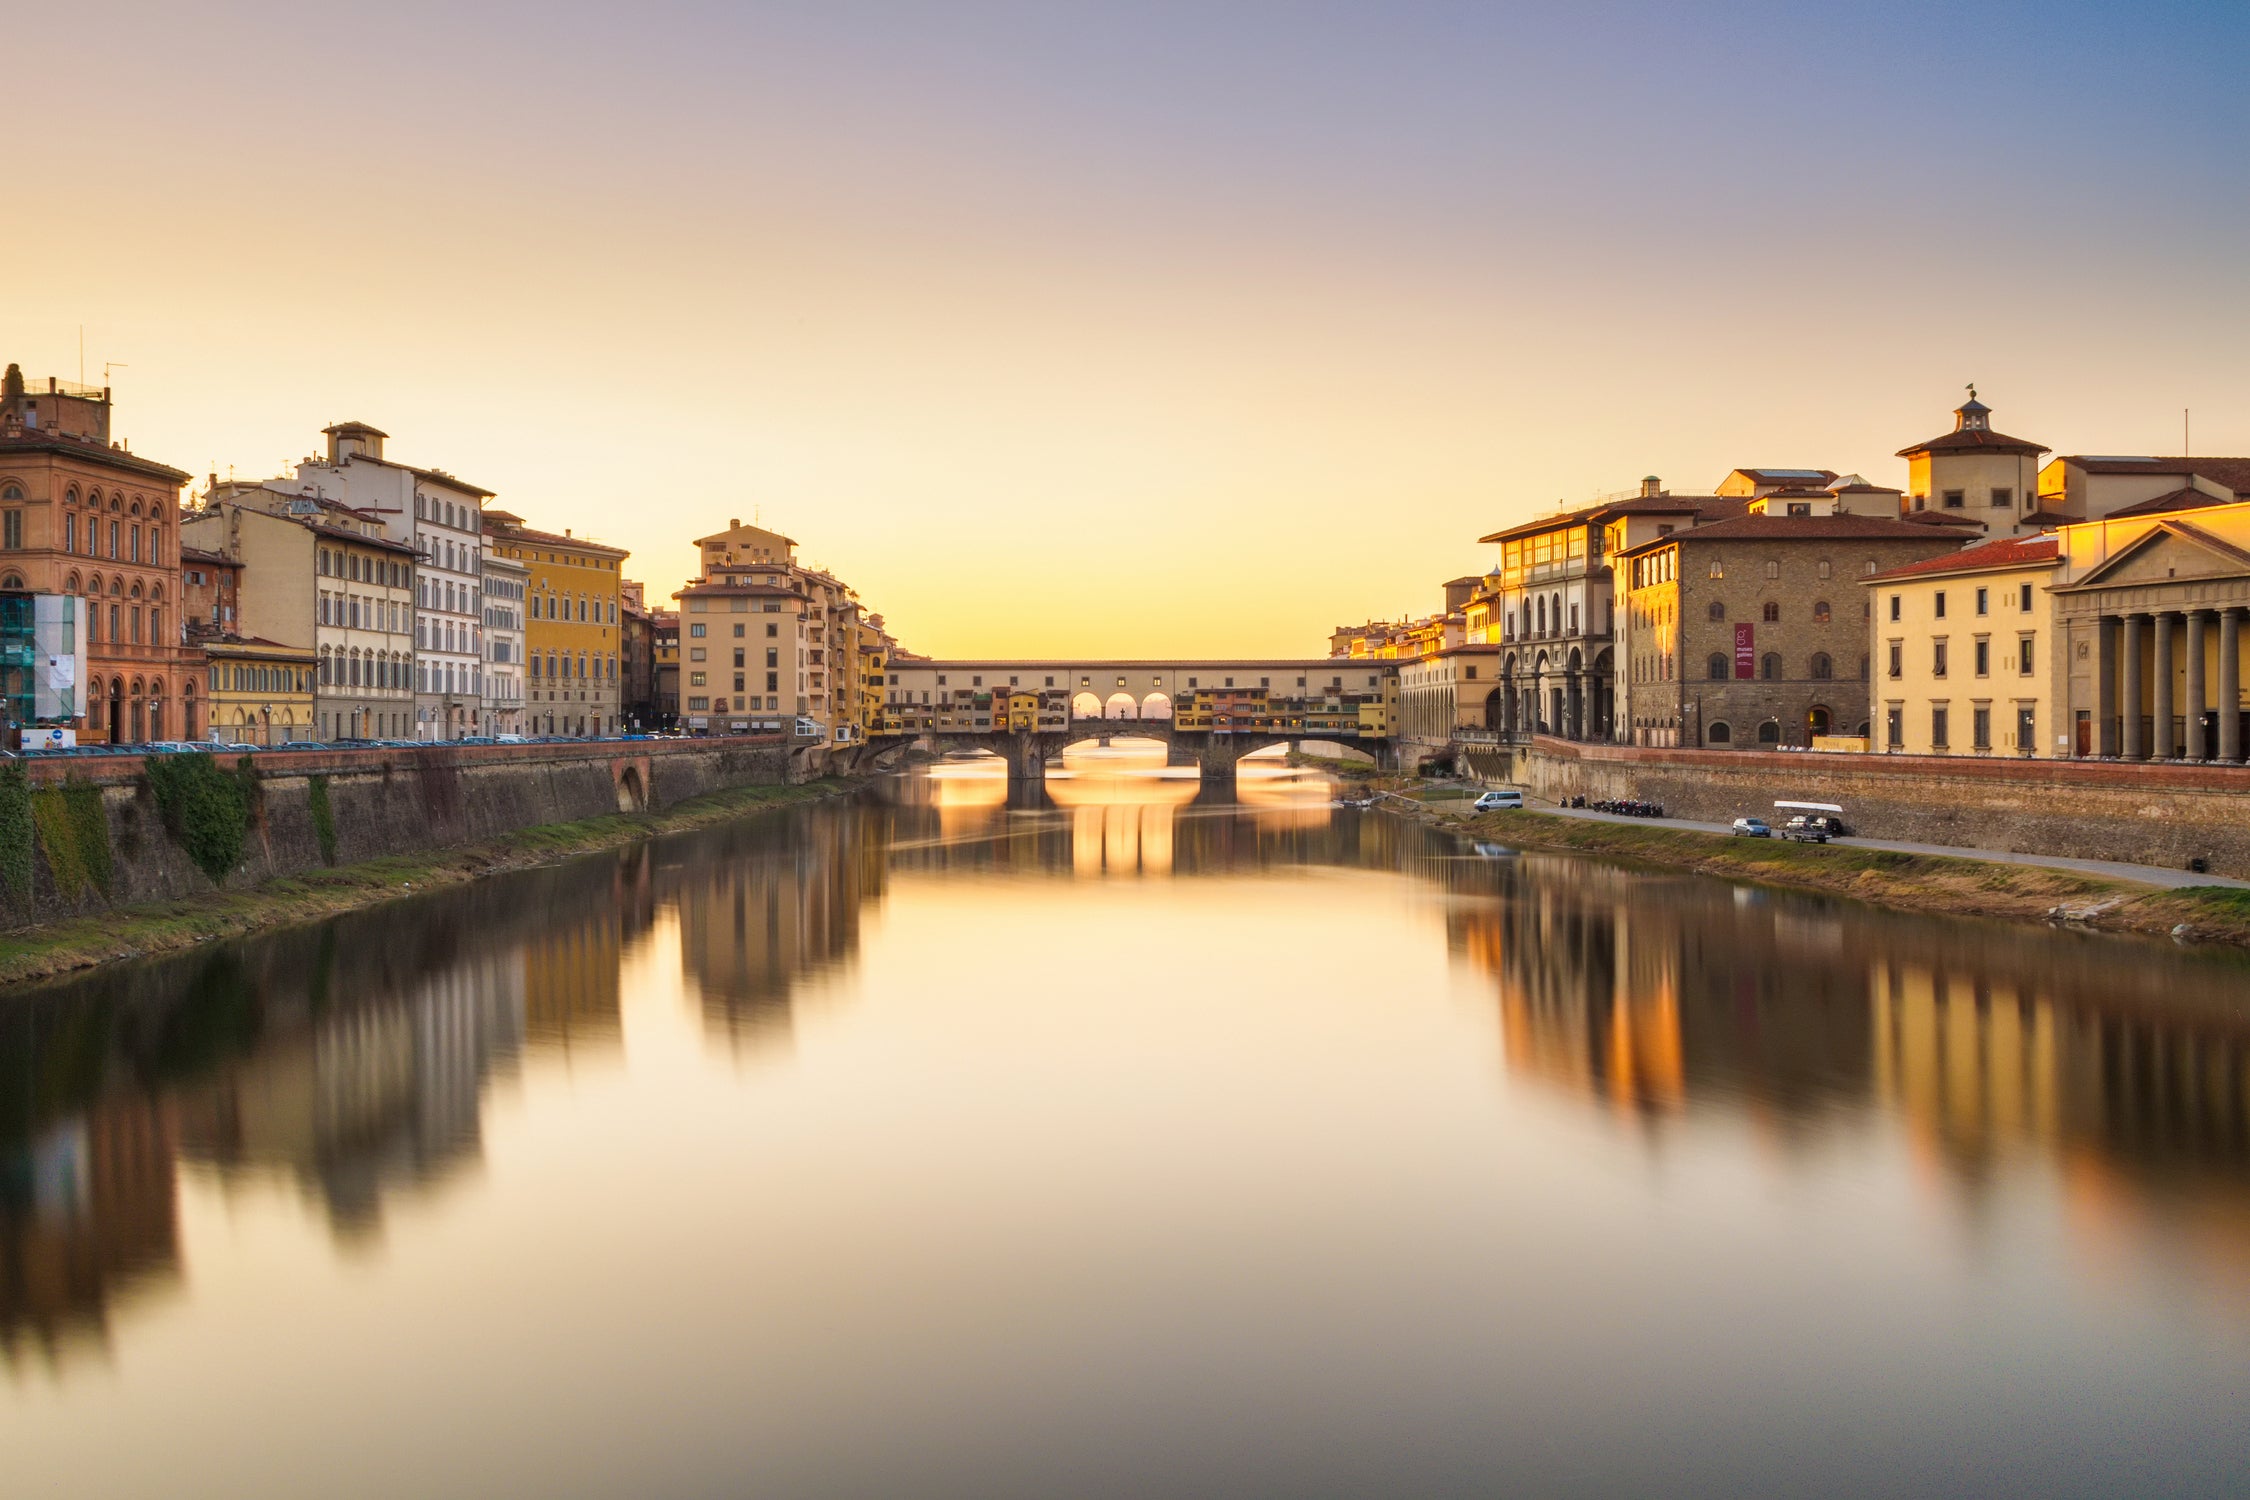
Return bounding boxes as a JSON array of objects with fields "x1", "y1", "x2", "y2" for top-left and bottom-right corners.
[
  {"x1": 143, "y1": 752, "x2": 254, "y2": 884},
  {"x1": 308, "y1": 774, "x2": 338, "y2": 865},
  {"x1": 0, "y1": 763, "x2": 31, "y2": 903},
  {"x1": 31, "y1": 779, "x2": 113, "y2": 903}
]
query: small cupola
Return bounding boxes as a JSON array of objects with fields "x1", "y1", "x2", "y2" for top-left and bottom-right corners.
[{"x1": 1954, "y1": 385, "x2": 1991, "y2": 432}]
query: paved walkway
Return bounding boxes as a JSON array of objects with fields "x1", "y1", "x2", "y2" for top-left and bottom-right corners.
[{"x1": 1521, "y1": 801, "x2": 2248, "y2": 891}]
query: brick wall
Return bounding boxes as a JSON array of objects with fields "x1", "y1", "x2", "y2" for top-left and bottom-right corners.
[{"x1": 1504, "y1": 736, "x2": 2250, "y2": 878}]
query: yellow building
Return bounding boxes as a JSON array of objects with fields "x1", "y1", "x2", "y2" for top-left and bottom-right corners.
[
  {"x1": 489, "y1": 514, "x2": 628, "y2": 737},
  {"x1": 1865, "y1": 535, "x2": 2063, "y2": 757},
  {"x1": 201, "y1": 636, "x2": 318, "y2": 746}
]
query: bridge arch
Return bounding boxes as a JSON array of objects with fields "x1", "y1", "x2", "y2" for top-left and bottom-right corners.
[
  {"x1": 1071, "y1": 691, "x2": 1103, "y2": 720},
  {"x1": 1103, "y1": 692, "x2": 1139, "y2": 719},
  {"x1": 1140, "y1": 691, "x2": 1172, "y2": 721}
]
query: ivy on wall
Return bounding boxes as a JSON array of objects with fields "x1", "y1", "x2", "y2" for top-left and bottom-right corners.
[
  {"x1": 308, "y1": 774, "x2": 338, "y2": 866},
  {"x1": 31, "y1": 780, "x2": 113, "y2": 904},
  {"x1": 143, "y1": 752, "x2": 254, "y2": 885},
  {"x1": 0, "y1": 765, "x2": 33, "y2": 903}
]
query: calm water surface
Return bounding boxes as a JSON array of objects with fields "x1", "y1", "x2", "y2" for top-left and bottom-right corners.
[{"x1": 5, "y1": 748, "x2": 2250, "y2": 1498}]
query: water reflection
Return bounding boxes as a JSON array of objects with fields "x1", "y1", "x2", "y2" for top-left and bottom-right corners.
[{"x1": 4, "y1": 770, "x2": 2249, "y2": 1406}]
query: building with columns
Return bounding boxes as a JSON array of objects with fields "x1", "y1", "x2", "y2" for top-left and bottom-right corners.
[{"x1": 2052, "y1": 495, "x2": 2250, "y2": 763}]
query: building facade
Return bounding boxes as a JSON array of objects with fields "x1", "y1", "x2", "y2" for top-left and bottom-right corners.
[
  {"x1": 652, "y1": 609, "x2": 679, "y2": 727},
  {"x1": 490, "y1": 517, "x2": 626, "y2": 737},
  {"x1": 201, "y1": 636, "x2": 318, "y2": 745},
  {"x1": 0, "y1": 364, "x2": 191, "y2": 744},
  {"x1": 1612, "y1": 514, "x2": 1961, "y2": 749},
  {"x1": 619, "y1": 579, "x2": 656, "y2": 730},
  {"x1": 1865, "y1": 536, "x2": 2064, "y2": 757},
  {"x1": 2050, "y1": 497, "x2": 2250, "y2": 762},
  {"x1": 290, "y1": 422, "x2": 491, "y2": 740},
  {"x1": 481, "y1": 547, "x2": 528, "y2": 736}
]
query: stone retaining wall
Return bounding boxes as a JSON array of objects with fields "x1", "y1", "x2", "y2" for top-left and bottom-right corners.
[
  {"x1": 1499, "y1": 737, "x2": 2250, "y2": 878},
  {"x1": 5, "y1": 737, "x2": 792, "y2": 926}
]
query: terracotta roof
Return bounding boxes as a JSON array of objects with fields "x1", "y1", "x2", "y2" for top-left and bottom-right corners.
[
  {"x1": 1477, "y1": 500, "x2": 1611, "y2": 545},
  {"x1": 1896, "y1": 427, "x2": 2047, "y2": 457},
  {"x1": 2105, "y1": 485, "x2": 2231, "y2": 519},
  {"x1": 1863, "y1": 535, "x2": 2058, "y2": 583},
  {"x1": 179, "y1": 545, "x2": 232, "y2": 566},
  {"x1": 2056, "y1": 456, "x2": 2250, "y2": 494},
  {"x1": 489, "y1": 520, "x2": 628, "y2": 557},
  {"x1": 1613, "y1": 512, "x2": 1965, "y2": 562},
  {"x1": 1902, "y1": 509, "x2": 1988, "y2": 528}
]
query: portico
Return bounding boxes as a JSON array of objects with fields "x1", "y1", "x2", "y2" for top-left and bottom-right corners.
[{"x1": 2055, "y1": 511, "x2": 2250, "y2": 762}]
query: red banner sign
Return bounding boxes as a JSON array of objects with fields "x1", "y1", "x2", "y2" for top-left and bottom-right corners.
[{"x1": 1734, "y1": 623, "x2": 1755, "y2": 679}]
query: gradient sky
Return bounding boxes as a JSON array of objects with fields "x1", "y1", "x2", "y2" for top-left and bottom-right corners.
[{"x1": 9, "y1": 1, "x2": 2247, "y2": 656}]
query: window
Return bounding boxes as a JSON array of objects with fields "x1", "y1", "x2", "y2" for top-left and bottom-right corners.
[
  {"x1": 2020, "y1": 582, "x2": 2033, "y2": 611},
  {"x1": 1785, "y1": 502, "x2": 1812, "y2": 517},
  {"x1": 1933, "y1": 591, "x2": 1947, "y2": 619},
  {"x1": 1757, "y1": 721, "x2": 1780, "y2": 744},
  {"x1": 1708, "y1": 560, "x2": 1724, "y2": 579},
  {"x1": 1705, "y1": 720, "x2": 1733, "y2": 745},
  {"x1": 1812, "y1": 600, "x2": 1831, "y2": 623},
  {"x1": 1707, "y1": 601, "x2": 1725, "y2": 622},
  {"x1": 1975, "y1": 587, "x2": 1988, "y2": 616},
  {"x1": 1932, "y1": 705, "x2": 1950, "y2": 748},
  {"x1": 1760, "y1": 653, "x2": 1781, "y2": 681},
  {"x1": 765, "y1": 623, "x2": 777, "y2": 637},
  {"x1": 2018, "y1": 636, "x2": 2035, "y2": 675},
  {"x1": 0, "y1": 511, "x2": 18, "y2": 550},
  {"x1": 1810, "y1": 653, "x2": 1833, "y2": 680},
  {"x1": 1889, "y1": 594, "x2": 1901, "y2": 622},
  {"x1": 689, "y1": 623, "x2": 705, "y2": 638},
  {"x1": 1887, "y1": 706, "x2": 1903, "y2": 749},
  {"x1": 1708, "y1": 653, "x2": 1728, "y2": 680},
  {"x1": 1943, "y1": 490, "x2": 1964, "y2": 509},
  {"x1": 1816, "y1": 559, "x2": 1832, "y2": 580},
  {"x1": 1974, "y1": 639, "x2": 1989, "y2": 676},
  {"x1": 1991, "y1": 488, "x2": 2012, "y2": 509},
  {"x1": 1762, "y1": 602, "x2": 1780, "y2": 623},
  {"x1": 1972, "y1": 705, "x2": 1992, "y2": 750},
  {"x1": 1933, "y1": 640, "x2": 1948, "y2": 677},
  {"x1": 1888, "y1": 642, "x2": 1902, "y2": 678},
  {"x1": 1763, "y1": 560, "x2": 1780, "y2": 580}
]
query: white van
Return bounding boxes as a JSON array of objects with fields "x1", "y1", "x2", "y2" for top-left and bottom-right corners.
[{"x1": 1473, "y1": 788, "x2": 1525, "y2": 812}]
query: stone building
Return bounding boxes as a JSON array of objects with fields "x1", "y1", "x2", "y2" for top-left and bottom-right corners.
[
  {"x1": 1864, "y1": 535, "x2": 2065, "y2": 757},
  {"x1": 1612, "y1": 514, "x2": 1961, "y2": 748},
  {"x1": 0, "y1": 364, "x2": 192, "y2": 744},
  {"x1": 1398, "y1": 644, "x2": 1502, "y2": 760},
  {"x1": 488, "y1": 515, "x2": 626, "y2": 737},
  {"x1": 481, "y1": 545, "x2": 528, "y2": 736},
  {"x1": 619, "y1": 578, "x2": 657, "y2": 730},
  {"x1": 290, "y1": 422, "x2": 493, "y2": 740},
  {"x1": 2050, "y1": 494, "x2": 2250, "y2": 762},
  {"x1": 187, "y1": 483, "x2": 418, "y2": 742}
]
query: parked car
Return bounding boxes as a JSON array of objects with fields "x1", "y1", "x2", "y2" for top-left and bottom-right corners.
[
  {"x1": 494, "y1": 733, "x2": 527, "y2": 744},
  {"x1": 1473, "y1": 789, "x2": 1525, "y2": 812},
  {"x1": 1731, "y1": 817, "x2": 1772, "y2": 838},
  {"x1": 1774, "y1": 801, "x2": 1851, "y2": 837},
  {"x1": 1780, "y1": 815, "x2": 1831, "y2": 844}
]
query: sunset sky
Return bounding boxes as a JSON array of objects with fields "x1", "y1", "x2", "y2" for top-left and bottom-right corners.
[{"x1": 10, "y1": 1, "x2": 2247, "y2": 657}]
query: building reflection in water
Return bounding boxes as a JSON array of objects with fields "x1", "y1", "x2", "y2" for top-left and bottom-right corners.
[{"x1": 7, "y1": 768, "x2": 2250, "y2": 1366}]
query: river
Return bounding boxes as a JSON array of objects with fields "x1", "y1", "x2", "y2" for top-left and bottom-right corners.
[{"x1": 4, "y1": 749, "x2": 2249, "y2": 1497}]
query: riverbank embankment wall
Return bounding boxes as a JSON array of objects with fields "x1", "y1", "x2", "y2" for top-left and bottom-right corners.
[
  {"x1": 1482, "y1": 737, "x2": 2250, "y2": 878},
  {"x1": 3, "y1": 738, "x2": 793, "y2": 926}
]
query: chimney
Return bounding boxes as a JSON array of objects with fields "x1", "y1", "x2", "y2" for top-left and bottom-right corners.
[
  {"x1": 1640, "y1": 476, "x2": 1662, "y2": 498},
  {"x1": 564, "y1": 528, "x2": 572, "y2": 537},
  {"x1": 729, "y1": 517, "x2": 740, "y2": 529}
]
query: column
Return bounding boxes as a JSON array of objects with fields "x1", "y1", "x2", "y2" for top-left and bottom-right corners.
[
  {"x1": 2184, "y1": 610, "x2": 2208, "y2": 761},
  {"x1": 2221, "y1": 608, "x2": 2243, "y2": 763},
  {"x1": 2152, "y1": 613, "x2": 2176, "y2": 759},
  {"x1": 2121, "y1": 614, "x2": 2145, "y2": 759},
  {"x1": 2095, "y1": 615, "x2": 2119, "y2": 756}
]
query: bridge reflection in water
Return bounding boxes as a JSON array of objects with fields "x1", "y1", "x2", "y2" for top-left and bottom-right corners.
[{"x1": 5, "y1": 775, "x2": 2250, "y2": 1378}]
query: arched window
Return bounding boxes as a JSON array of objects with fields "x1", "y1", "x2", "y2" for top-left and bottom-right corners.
[
  {"x1": 1811, "y1": 599, "x2": 1831, "y2": 623},
  {"x1": 1707, "y1": 601, "x2": 1725, "y2": 622},
  {"x1": 1760, "y1": 653, "x2": 1782, "y2": 680},
  {"x1": 1708, "y1": 721, "x2": 1732, "y2": 744},
  {"x1": 0, "y1": 573, "x2": 21, "y2": 591},
  {"x1": 1762, "y1": 602, "x2": 1780, "y2": 623},
  {"x1": 1757, "y1": 720, "x2": 1781, "y2": 744},
  {"x1": 1707, "y1": 653, "x2": 1728, "y2": 680},
  {"x1": 0, "y1": 484, "x2": 18, "y2": 502},
  {"x1": 1809, "y1": 653, "x2": 1833, "y2": 680},
  {"x1": 1763, "y1": 559, "x2": 1780, "y2": 580}
]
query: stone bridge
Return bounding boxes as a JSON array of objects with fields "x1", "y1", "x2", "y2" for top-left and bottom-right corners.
[{"x1": 873, "y1": 720, "x2": 1392, "y2": 783}]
